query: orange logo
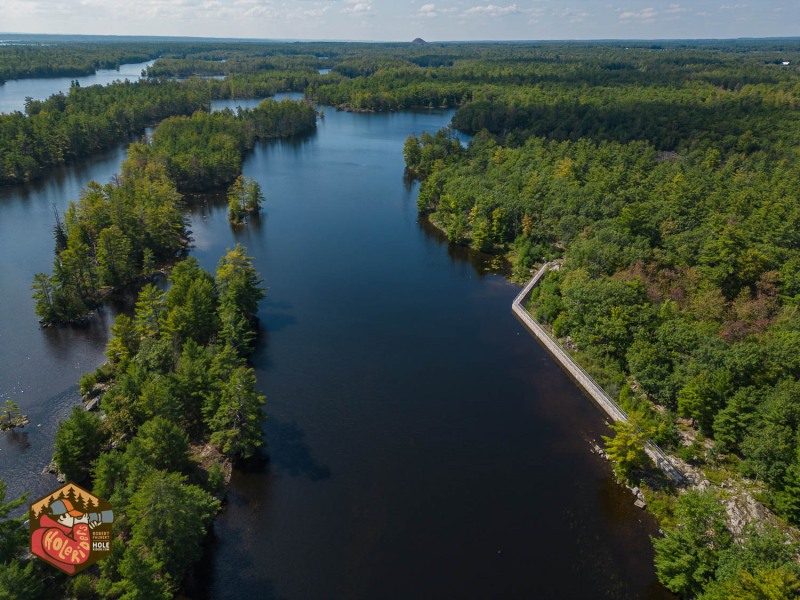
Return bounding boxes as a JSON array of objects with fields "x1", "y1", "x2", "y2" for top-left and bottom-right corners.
[{"x1": 29, "y1": 482, "x2": 114, "y2": 575}]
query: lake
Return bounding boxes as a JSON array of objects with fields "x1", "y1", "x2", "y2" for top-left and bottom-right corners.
[{"x1": 0, "y1": 90, "x2": 671, "y2": 598}]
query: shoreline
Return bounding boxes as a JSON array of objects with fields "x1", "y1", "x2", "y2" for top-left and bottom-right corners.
[{"x1": 511, "y1": 262, "x2": 686, "y2": 484}]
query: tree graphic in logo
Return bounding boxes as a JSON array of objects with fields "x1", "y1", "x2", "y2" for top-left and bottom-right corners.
[{"x1": 29, "y1": 482, "x2": 114, "y2": 575}]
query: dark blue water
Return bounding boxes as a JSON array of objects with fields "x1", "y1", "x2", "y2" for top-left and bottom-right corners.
[
  {"x1": 0, "y1": 100, "x2": 670, "y2": 598},
  {"x1": 189, "y1": 108, "x2": 670, "y2": 599},
  {"x1": 0, "y1": 146, "x2": 127, "y2": 503}
]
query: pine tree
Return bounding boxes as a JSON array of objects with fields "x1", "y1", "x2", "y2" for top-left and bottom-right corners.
[
  {"x1": 208, "y1": 366, "x2": 265, "y2": 459},
  {"x1": 0, "y1": 479, "x2": 28, "y2": 563}
]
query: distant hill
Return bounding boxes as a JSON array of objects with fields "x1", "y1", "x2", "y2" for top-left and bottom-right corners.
[{"x1": 411, "y1": 38, "x2": 427, "y2": 45}]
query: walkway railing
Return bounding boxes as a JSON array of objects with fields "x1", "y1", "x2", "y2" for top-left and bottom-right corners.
[{"x1": 512, "y1": 263, "x2": 685, "y2": 483}]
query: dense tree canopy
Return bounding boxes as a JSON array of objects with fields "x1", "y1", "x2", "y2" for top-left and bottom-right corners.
[{"x1": 47, "y1": 248, "x2": 266, "y2": 597}]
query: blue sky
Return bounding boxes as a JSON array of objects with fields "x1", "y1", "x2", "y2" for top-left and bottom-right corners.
[{"x1": 2, "y1": 0, "x2": 798, "y2": 41}]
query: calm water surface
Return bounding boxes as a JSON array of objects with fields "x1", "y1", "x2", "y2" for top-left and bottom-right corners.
[
  {"x1": 194, "y1": 107, "x2": 670, "y2": 599},
  {"x1": 0, "y1": 60, "x2": 154, "y2": 114},
  {"x1": 0, "y1": 146, "x2": 128, "y2": 502},
  {"x1": 0, "y1": 97, "x2": 671, "y2": 598}
]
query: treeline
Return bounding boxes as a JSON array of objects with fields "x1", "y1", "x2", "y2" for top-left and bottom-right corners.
[
  {"x1": 304, "y1": 42, "x2": 800, "y2": 118},
  {"x1": 308, "y1": 67, "x2": 472, "y2": 111},
  {"x1": 141, "y1": 99, "x2": 316, "y2": 192},
  {"x1": 32, "y1": 155, "x2": 185, "y2": 325},
  {"x1": 450, "y1": 78, "x2": 800, "y2": 156},
  {"x1": 0, "y1": 71, "x2": 318, "y2": 186},
  {"x1": 0, "y1": 43, "x2": 162, "y2": 82},
  {"x1": 32, "y1": 99, "x2": 316, "y2": 324},
  {"x1": 146, "y1": 55, "x2": 328, "y2": 78},
  {"x1": 203, "y1": 70, "x2": 317, "y2": 100},
  {"x1": 408, "y1": 128, "x2": 800, "y2": 517},
  {"x1": 0, "y1": 80, "x2": 210, "y2": 185},
  {"x1": 0, "y1": 38, "x2": 342, "y2": 83},
  {"x1": 1, "y1": 246, "x2": 266, "y2": 598}
]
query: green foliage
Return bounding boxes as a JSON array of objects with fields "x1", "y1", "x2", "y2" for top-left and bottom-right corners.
[
  {"x1": 216, "y1": 245, "x2": 266, "y2": 354},
  {"x1": 713, "y1": 525, "x2": 800, "y2": 586},
  {"x1": 142, "y1": 101, "x2": 314, "y2": 193},
  {"x1": 107, "y1": 546, "x2": 171, "y2": 600},
  {"x1": 75, "y1": 248, "x2": 265, "y2": 593},
  {"x1": 653, "y1": 489, "x2": 732, "y2": 598},
  {"x1": 602, "y1": 414, "x2": 650, "y2": 481},
  {"x1": 67, "y1": 574, "x2": 96, "y2": 599},
  {"x1": 208, "y1": 365, "x2": 265, "y2": 459},
  {"x1": 0, "y1": 560, "x2": 45, "y2": 600},
  {"x1": 78, "y1": 372, "x2": 97, "y2": 396},
  {"x1": 402, "y1": 42, "x2": 800, "y2": 545},
  {"x1": 227, "y1": 175, "x2": 264, "y2": 224},
  {"x1": 106, "y1": 314, "x2": 140, "y2": 367},
  {"x1": 125, "y1": 416, "x2": 191, "y2": 473},
  {"x1": 701, "y1": 567, "x2": 800, "y2": 600},
  {"x1": 31, "y1": 96, "x2": 309, "y2": 326},
  {"x1": 0, "y1": 401, "x2": 25, "y2": 431},
  {"x1": 0, "y1": 78, "x2": 208, "y2": 186},
  {"x1": 126, "y1": 471, "x2": 219, "y2": 584},
  {"x1": 206, "y1": 462, "x2": 226, "y2": 496},
  {"x1": 53, "y1": 406, "x2": 106, "y2": 482},
  {"x1": 0, "y1": 42, "x2": 161, "y2": 81},
  {"x1": 32, "y1": 166, "x2": 183, "y2": 325},
  {"x1": 0, "y1": 480, "x2": 28, "y2": 563}
]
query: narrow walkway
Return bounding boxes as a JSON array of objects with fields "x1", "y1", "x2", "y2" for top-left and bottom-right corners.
[{"x1": 513, "y1": 263, "x2": 685, "y2": 483}]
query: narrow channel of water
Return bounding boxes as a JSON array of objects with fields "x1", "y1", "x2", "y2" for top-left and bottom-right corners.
[
  {"x1": 191, "y1": 107, "x2": 671, "y2": 599},
  {"x1": 0, "y1": 99, "x2": 671, "y2": 598}
]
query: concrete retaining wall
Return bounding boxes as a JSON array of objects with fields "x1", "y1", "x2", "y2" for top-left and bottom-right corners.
[{"x1": 513, "y1": 263, "x2": 685, "y2": 483}]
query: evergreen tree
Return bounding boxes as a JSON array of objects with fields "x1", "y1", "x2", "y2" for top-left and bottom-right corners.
[
  {"x1": 0, "y1": 560, "x2": 45, "y2": 600},
  {"x1": 53, "y1": 406, "x2": 106, "y2": 482},
  {"x1": 126, "y1": 471, "x2": 219, "y2": 584},
  {"x1": 653, "y1": 489, "x2": 732, "y2": 598},
  {"x1": 0, "y1": 480, "x2": 27, "y2": 563},
  {"x1": 208, "y1": 366, "x2": 265, "y2": 459}
]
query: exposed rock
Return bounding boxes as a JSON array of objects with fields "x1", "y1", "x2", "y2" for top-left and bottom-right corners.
[
  {"x1": 723, "y1": 484, "x2": 783, "y2": 539},
  {"x1": 634, "y1": 499, "x2": 646, "y2": 509},
  {"x1": 85, "y1": 398, "x2": 100, "y2": 412}
]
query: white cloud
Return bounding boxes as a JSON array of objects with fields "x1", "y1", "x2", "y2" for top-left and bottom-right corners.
[
  {"x1": 619, "y1": 7, "x2": 657, "y2": 23},
  {"x1": 464, "y1": 3, "x2": 520, "y2": 17},
  {"x1": 556, "y1": 7, "x2": 589, "y2": 23},
  {"x1": 664, "y1": 4, "x2": 686, "y2": 14},
  {"x1": 341, "y1": 0, "x2": 373, "y2": 14},
  {"x1": 417, "y1": 2, "x2": 437, "y2": 18}
]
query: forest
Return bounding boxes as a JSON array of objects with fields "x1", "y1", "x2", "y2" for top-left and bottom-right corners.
[
  {"x1": 0, "y1": 69, "x2": 321, "y2": 186},
  {"x1": 401, "y1": 41, "x2": 800, "y2": 599},
  {"x1": 31, "y1": 97, "x2": 315, "y2": 325},
  {"x1": 3, "y1": 246, "x2": 266, "y2": 598},
  {"x1": 3, "y1": 38, "x2": 800, "y2": 598}
]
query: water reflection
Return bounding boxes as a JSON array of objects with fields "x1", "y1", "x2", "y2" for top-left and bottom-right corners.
[{"x1": 266, "y1": 418, "x2": 332, "y2": 482}]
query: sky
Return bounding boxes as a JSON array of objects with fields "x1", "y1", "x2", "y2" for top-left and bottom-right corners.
[{"x1": 1, "y1": 0, "x2": 798, "y2": 42}]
